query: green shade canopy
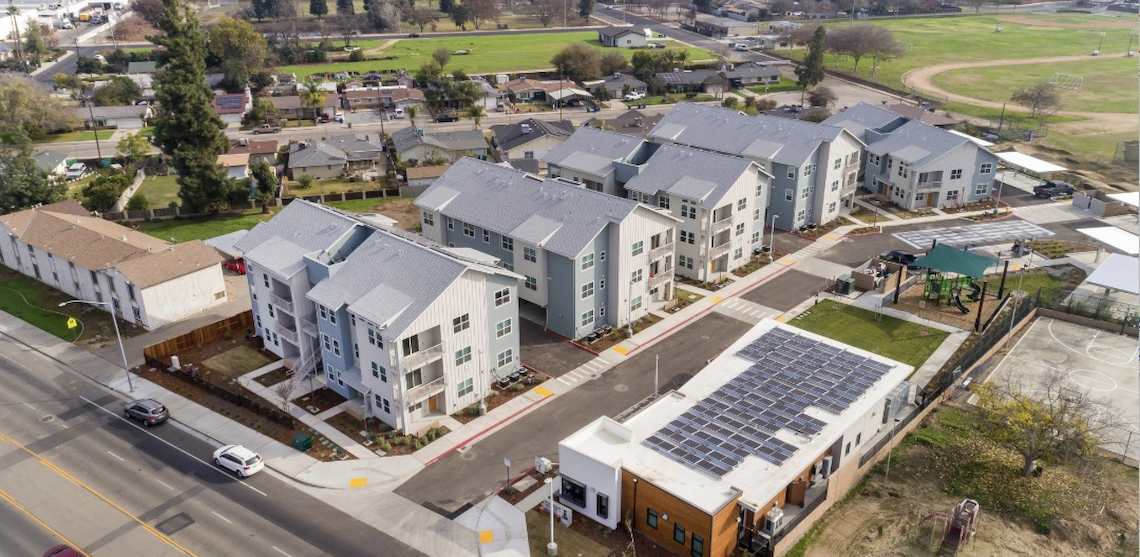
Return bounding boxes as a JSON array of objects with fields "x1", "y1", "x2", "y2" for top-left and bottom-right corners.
[{"x1": 911, "y1": 243, "x2": 997, "y2": 279}]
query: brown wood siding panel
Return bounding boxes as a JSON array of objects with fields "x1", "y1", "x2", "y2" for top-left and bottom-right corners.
[
  {"x1": 709, "y1": 496, "x2": 741, "y2": 557},
  {"x1": 142, "y1": 310, "x2": 254, "y2": 360},
  {"x1": 621, "y1": 470, "x2": 739, "y2": 557}
]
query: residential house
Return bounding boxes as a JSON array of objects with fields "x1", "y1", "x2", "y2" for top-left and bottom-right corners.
[
  {"x1": 558, "y1": 319, "x2": 914, "y2": 557},
  {"x1": 324, "y1": 134, "x2": 386, "y2": 170},
  {"x1": 597, "y1": 27, "x2": 648, "y2": 48},
  {"x1": 722, "y1": 62, "x2": 783, "y2": 88},
  {"x1": 127, "y1": 61, "x2": 157, "y2": 74},
  {"x1": 823, "y1": 103, "x2": 998, "y2": 210},
  {"x1": 233, "y1": 199, "x2": 522, "y2": 433},
  {"x1": 214, "y1": 90, "x2": 251, "y2": 124},
  {"x1": 883, "y1": 103, "x2": 962, "y2": 128},
  {"x1": 230, "y1": 138, "x2": 279, "y2": 166},
  {"x1": 217, "y1": 153, "x2": 251, "y2": 181},
  {"x1": 0, "y1": 200, "x2": 226, "y2": 330},
  {"x1": 649, "y1": 103, "x2": 864, "y2": 230},
  {"x1": 654, "y1": 70, "x2": 728, "y2": 96},
  {"x1": 543, "y1": 126, "x2": 650, "y2": 197},
  {"x1": 623, "y1": 144, "x2": 772, "y2": 282},
  {"x1": 504, "y1": 78, "x2": 593, "y2": 107},
  {"x1": 583, "y1": 109, "x2": 664, "y2": 140},
  {"x1": 585, "y1": 73, "x2": 648, "y2": 100},
  {"x1": 403, "y1": 164, "x2": 451, "y2": 196},
  {"x1": 416, "y1": 158, "x2": 680, "y2": 340},
  {"x1": 286, "y1": 134, "x2": 386, "y2": 180},
  {"x1": 391, "y1": 127, "x2": 489, "y2": 165},
  {"x1": 490, "y1": 118, "x2": 575, "y2": 170},
  {"x1": 78, "y1": 105, "x2": 151, "y2": 129},
  {"x1": 32, "y1": 150, "x2": 70, "y2": 178},
  {"x1": 270, "y1": 95, "x2": 337, "y2": 120},
  {"x1": 341, "y1": 86, "x2": 428, "y2": 111}
]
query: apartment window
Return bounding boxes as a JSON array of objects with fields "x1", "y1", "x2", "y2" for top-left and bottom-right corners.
[
  {"x1": 631, "y1": 269, "x2": 643, "y2": 283},
  {"x1": 680, "y1": 231, "x2": 694, "y2": 244},
  {"x1": 845, "y1": 442, "x2": 851, "y2": 455},
  {"x1": 367, "y1": 326, "x2": 378, "y2": 346},
  {"x1": 680, "y1": 256, "x2": 693, "y2": 269},
  {"x1": 581, "y1": 252, "x2": 594, "y2": 270},
  {"x1": 561, "y1": 476, "x2": 587, "y2": 508},
  {"x1": 332, "y1": 340, "x2": 341, "y2": 356},
  {"x1": 501, "y1": 237, "x2": 514, "y2": 251},
  {"x1": 375, "y1": 395, "x2": 390, "y2": 414},
  {"x1": 272, "y1": 332, "x2": 279, "y2": 346},
  {"x1": 647, "y1": 509, "x2": 659, "y2": 529},
  {"x1": 483, "y1": 229, "x2": 490, "y2": 243},
  {"x1": 803, "y1": 163, "x2": 813, "y2": 177},
  {"x1": 755, "y1": 184, "x2": 763, "y2": 197},
  {"x1": 422, "y1": 211, "x2": 434, "y2": 226},
  {"x1": 453, "y1": 313, "x2": 470, "y2": 333},
  {"x1": 405, "y1": 368, "x2": 423, "y2": 390},
  {"x1": 787, "y1": 166, "x2": 796, "y2": 179},
  {"x1": 322, "y1": 334, "x2": 331, "y2": 351},
  {"x1": 691, "y1": 534, "x2": 704, "y2": 557},
  {"x1": 457, "y1": 378, "x2": 474, "y2": 397},
  {"x1": 869, "y1": 154, "x2": 880, "y2": 166},
  {"x1": 328, "y1": 310, "x2": 336, "y2": 325},
  {"x1": 523, "y1": 150, "x2": 534, "y2": 159},
  {"x1": 856, "y1": 432, "x2": 862, "y2": 445},
  {"x1": 887, "y1": 157, "x2": 893, "y2": 171},
  {"x1": 255, "y1": 315, "x2": 261, "y2": 329},
  {"x1": 833, "y1": 157, "x2": 842, "y2": 170},
  {"x1": 658, "y1": 196, "x2": 670, "y2": 209},
  {"x1": 630, "y1": 296, "x2": 642, "y2": 311},
  {"x1": 946, "y1": 190, "x2": 960, "y2": 201},
  {"x1": 831, "y1": 180, "x2": 839, "y2": 192},
  {"x1": 897, "y1": 164, "x2": 909, "y2": 179},
  {"x1": 974, "y1": 183, "x2": 989, "y2": 195},
  {"x1": 581, "y1": 310, "x2": 594, "y2": 327},
  {"x1": 800, "y1": 187, "x2": 810, "y2": 200},
  {"x1": 370, "y1": 362, "x2": 378, "y2": 377},
  {"x1": 402, "y1": 336, "x2": 420, "y2": 355},
  {"x1": 600, "y1": 251, "x2": 606, "y2": 261},
  {"x1": 599, "y1": 305, "x2": 606, "y2": 317},
  {"x1": 525, "y1": 276, "x2": 537, "y2": 291},
  {"x1": 980, "y1": 162, "x2": 993, "y2": 174},
  {"x1": 681, "y1": 204, "x2": 696, "y2": 219},
  {"x1": 268, "y1": 304, "x2": 275, "y2": 318},
  {"x1": 496, "y1": 348, "x2": 514, "y2": 367},
  {"x1": 631, "y1": 241, "x2": 644, "y2": 256},
  {"x1": 735, "y1": 223, "x2": 745, "y2": 236},
  {"x1": 326, "y1": 364, "x2": 334, "y2": 382},
  {"x1": 581, "y1": 282, "x2": 594, "y2": 299},
  {"x1": 753, "y1": 208, "x2": 761, "y2": 221},
  {"x1": 455, "y1": 346, "x2": 472, "y2": 365},
  {"x1": 263, "y1": 273, "x2": 269, "y2": 287},
  {"x1": 596, "y1": 493, "x2": 609, "y2": 519},
  {"x1": 446, "y1": 217, "x2": 454, "y2": 230},
  {"x1": 736, "y1": 198, "x2": 746, "y2": 210},
  {"x1": 599, "y1": 278, "x2": 606, "y2": 290},
  {"x1": 751, "y1": 231, "x2": 760, "y2": 243},
  {"x1": 463, "y1": 223, "x2": 475, "y2": 237},
  {"x1": 351, "y1": 314, "x2": 356, "y2": 327},
  {"x1": 796, "y1": 209, "x2": 806, "y2": 221},
  {"x1": 674, "y1": 524, "x2": 686, "y2": 544},
  {"x1": 494, "y1": 288, "x2": 511, "y2": 307},
  {"x1": 950, "y1": 168, "x2": 963, "y2": 180},
  {"x1": 784, "y1": 189, "x2": 793, "y2": 202},
  {"x1": 524, "y1": 246, "x2": 537, "y2": 262},
  {"x1": 502, "y1": 261, "x2": 514, "y2": 271},
  {"x1": 496, "y1": 318, "x2": 513, "y2": 338},
  {"x1": 372, "y1": 362, "x2": 387, "y2": 382},
  {"x1": 829, "y1": 202, "x2": 837, "y2": 213}
]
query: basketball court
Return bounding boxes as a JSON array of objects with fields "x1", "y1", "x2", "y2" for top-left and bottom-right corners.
[{"x1": 987, "y1": 317, "x2": 1139, "y2": 462}]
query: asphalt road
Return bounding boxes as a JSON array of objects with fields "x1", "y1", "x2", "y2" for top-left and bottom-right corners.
[
  {"x1": 394, "y1": 311, "x2": 755, "y2": 517},
  {"x1": 0, "y1": 336, "x2": 426, "y2": 557},
  {"x1": 740, "y1": 268, "x2": 833, "y2": 311}
]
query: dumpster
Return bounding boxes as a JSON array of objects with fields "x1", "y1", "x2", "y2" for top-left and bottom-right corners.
[{"x1": 292, "y1": 432, "x2": 313, "y2": 452}]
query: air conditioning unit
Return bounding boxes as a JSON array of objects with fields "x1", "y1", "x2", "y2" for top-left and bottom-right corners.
[
  {"x1": 821, "y1": 455, "x2": 833, "y2": 479},
  {"x1": 760, "y1": 507, "x2": 784, "y2": 537},
  {"x1": 535, "y1": 456, "x2": 553, "y2": 474}
]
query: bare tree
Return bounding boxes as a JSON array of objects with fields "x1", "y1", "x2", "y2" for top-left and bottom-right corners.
[
  {"x1": 808, "y1": 86, "x2": 837, "y2": 108},
  {"x1": 867, "y1": 27, "x2": 904, "y2": 77},
  {"x1": 407, "y1": 8, "x2": 438, "y2": 31},
  {"x1": 1010, "y1": 80, "x2": 1061, "y2": 128},
  {"x1": 465, "y1": 0, "x2": 500, "y2": 29},
  {"x1": 532, "y1": 0, "x2": 559, "y2": 26},
  {"x1": 275, "y1": 379, "x2": 298, "y2": 412}
]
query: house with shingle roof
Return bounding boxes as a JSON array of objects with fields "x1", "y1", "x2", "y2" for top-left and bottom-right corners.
[
  {"x1": 504, "y1": 77, "x2": 593, "y2": 107},
  {"x1": 286, "y1": 134, "x2": 385, "y2": 180},
  {"x1": 391, "y1": 127, "x2": 489, "y2": 164},
  {"x1": 33, "y1": 150, "x2": 70, "y2": 178},
  {"x1": 341, "y1": 86, "x2": 427, "y2": 111},
  {"x1": 270, "y1": 94, "x2": 337, "y2": 120},
  {"x1": 722, "y1": 62, "x2": 783, "y2": 88},
  {"x1": 654, "y1": 70, "x2": 728, "y2": 96},
  {"x1": 649, "y1": 103, "x2": 863, "y2": 230},
  {"x1": 415, "y1": 158, "x2": 680, "y2": 340},
  {"x1": 582, "y1": 108, "x2": 663, "y2": 140},
  {"x1": 585, "y1": 73, "x2": 648, "y2": 100},
  {"x1": 0, "y1": 200, "x2": 226, "y2": 330},
  {"x1": 77, "y1": 104, "x2": 152, "y2": 129},
  {"x1": 232, "y1": 199, "x2": 521, "y2": 433},
  {"x1": 230, "y1": 138, "x2": 279, "y2": 166},
  {"x1": 597, "y1": 27, "x2": 648, "y2": 48},
  {"x1": 490, "y1": 118, "x2": 574, "y2": 169}
]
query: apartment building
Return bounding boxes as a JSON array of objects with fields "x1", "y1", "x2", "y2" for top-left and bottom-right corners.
[
  {"x1": 233, "y1": 199, "x2": 521, "y2": 433},
  {"x1": 649, "y1": 103, "x2": 863, "y2": 231},
  {"x1": 623, "y1": 144, "x2": 772, "y2": 282},
  {"x1": 542, "y1": 126, "x2": 651, "y2": 197},
  {"x1": 416, "y1": 158, "x2": 679, "y2": 340}
]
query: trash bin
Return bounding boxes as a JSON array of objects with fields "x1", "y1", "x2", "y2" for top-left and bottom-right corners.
[{"x1": 292, "y1": 432, "x2": 313, "y2": 452}]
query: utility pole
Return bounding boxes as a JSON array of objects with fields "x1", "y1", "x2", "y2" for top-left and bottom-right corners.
[{"x1": 86, "y1": 97, "x2": 104, "y2": 163}]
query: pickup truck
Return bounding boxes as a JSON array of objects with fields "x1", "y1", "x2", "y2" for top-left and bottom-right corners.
[
  {"x1": 1032, "y1": 181, "x2": 1075, "y2": 198},
  {"x1": 253, "y1": 124, "x2": 281, "y2": 134}
]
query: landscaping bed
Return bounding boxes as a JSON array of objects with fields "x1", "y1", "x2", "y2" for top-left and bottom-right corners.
[
  {"x1": 586, "y1": 313, "x2": 664, "y2": 352},
  {"x1": 670, "y1": 287, "x2": 705, "y2": 312},
  {"x1": 731, "y1": 251, "x2": 790, "y2": 277},
  {"x1": 451, "y1": 370, "x2": 553, "y2": 424},
  {"x1": 292, "y1": 387, "x2": 347, "y2": 414}
]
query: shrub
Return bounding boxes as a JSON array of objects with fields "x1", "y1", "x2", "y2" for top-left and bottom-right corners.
[
  {"x1": 348, "y1": 49, "x2": 365, "y2": 62},
  {"x1": 722, "y1": 96, "x2": 739, "y2": 108}
]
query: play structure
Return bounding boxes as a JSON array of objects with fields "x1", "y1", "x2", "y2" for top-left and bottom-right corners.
[
  {"x1": 923, "y1": 274, "x2": 982, "y2": 314},
  {"x1": 920, "y1": 499, "x2": 981, "y2": 556},
  {"x1": 911, "y1": 244, "x2": 1000, "y2": 315}
]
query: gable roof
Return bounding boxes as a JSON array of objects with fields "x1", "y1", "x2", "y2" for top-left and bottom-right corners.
[
  {"x1": 233, "y1": 199, "x2": 359, "y2": 277},
  {"x1": 127, "y1": 61, "x2": 158, "y2": 73},
  {"x1": 863, "y1": 119, "x2": 976, "y2": 168},
  {"x1": 81, "y1": 105, "x2": 150, "y2": 120},
  {"x1": 542, "y1": 126, "x2": 645, "y2": 175},
  {"x1": 217, "y1": 153, "x2": 251, "y2": 168},
  {"x1": 32, "y1": 150, "x2": 69, "y2": 173},
  {"x1": 655, "y1": 70, "x2": 723, "y2": 86},
  {"x1": 214, "y1": 92, "x2": 248, "y2": 114},
  {"x1": 417, "y1": 158, "x2": 652, "y2": 258},
  {"x1": 114, "y1": 240, "x2": 224, "y2": 288},
  {"x1": 324, "y1": 134, "x2": 385, "y2": 158},
  {"x1": 598, "y1": 26, "x2": 642, "y2": 38},
  {"x1": 391, "y1": 127, "x2": 488, "y2": 154},
  {"x1": 583, "y1": 109, "x2": 663, "y2": 139},
  {"x1": 230, "y1": 139, "x2": 278, "y2": 156},
  {"x1": 491, "y1": 118, "x2": 574, "y2": 152},
  {"x1": 624, "y1": 143, "x2": 765, "y2": 208},
  {"x1": 649, "y1": 103, "x2": 854, "y2": 167},
  {"x1": 820, "y1": 102, "x2": 904, "y2": 137},
  {"x1": 289, "y1": 142, "x2": 348, "y2": 168},
  {"x1": 722, "y1": 62, "x2": 782, "y2": 80}
]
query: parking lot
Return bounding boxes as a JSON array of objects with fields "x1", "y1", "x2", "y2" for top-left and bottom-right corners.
[
  {"x1": 741, "y1": 268, "x2": 833, "y2": 311},
  {"x1": 518, "y1": 319, "x2": 595, "y2": 378}
]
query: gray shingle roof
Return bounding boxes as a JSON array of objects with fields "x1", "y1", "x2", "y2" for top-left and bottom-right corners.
[
  {"x1": 863, "y1": 119, "x2": 973, "y2": 168},
  {"x1": 391, "y1": 127, "x2": 488, "y2": 154},
  {"x1": 820, "y1": 102, "x2": 904, "y2": 138},
  {"x1": 491, "y1": 118, "x2": 574, "y2": 152},
  {"x1": 542, "y1": 126, "x2": 645, "y2": 175},
  {"x1": 722, "y1": 62, "x2": 782, "y2": 80},
  {"x1": 598, "y1": 27, "x2": 641, "y2": 38},
  {"x1": 655, "y1": 70, "x2": 722, "y2": 86},
  {"x1": 32, "y1": 150, "x2": 69, "y2": 173},
  {"x1": 289, "y1": 142, "x2": 347, "y2": 168},
  {"x1": 624, "y1": 144, "x2": 762, "y2": 209},
  {"x1": 416, "y1": 158, "x2": 645, "y2": 258},
  {"x1": 324, "y1": 134, "x2": 384, "y2": 161},
  {"x1": 649, "y1": 103, "x2": 853, "y2": 167},
  {"x1": 233, "y1": 200, "x2": 358, "y2": 277}
]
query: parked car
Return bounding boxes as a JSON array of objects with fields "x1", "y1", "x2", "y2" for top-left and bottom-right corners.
[
  {"x1": 319, "y1": 113, "x2": 331, "y2": 123},
  {"x1": 1033, "y1": 181, "x2": 1075, "y2": 198},
  {"x1": 623, "y1": 91, "x2": 645, "y2": 101},
  {"x1": 880, "y1": 250, "x2": 922, "y2": 271},
  {"x1": 65, "y1": 162, "x2": 87, "y2": 181},
  {"x1": 408, "y1": 33, "x2": 421, "y2": 38},
  {"x1": 213, "y1": 445, "x2": 264, "y2": 478},
  {"x1": 735, "y1": 44, "x2": 749, "y2": 51},
  {"x1": 393, "y1": 107, "x2": 405, "y2": 118},
  {"x1": 225, "y1": 258, "x2": 246, "y2": 274},
  {"x1": 253, "y1": 124, "x2": 281, "y2": 134},
  {"x1": 43, "y1": 546, "x2": 82, "y2": 557},
  {"x1": 434, "y1": 114, "x2": 459, "y2": 122},
  {"x1": 652, "y1": 42, "x2": 666, "y2": 48},
  {"x1": 124, "y1": 399, "x2": 169, "y2": 426}
]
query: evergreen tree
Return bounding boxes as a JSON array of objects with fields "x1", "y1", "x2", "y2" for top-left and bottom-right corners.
[
  {"x1": 795, "y1": 26, "x2": 826, "y2": 105},
  {"x1": 577, "y1": 0, "x2": 593, "y2": 18},
  {"x1": 150, "y1": 0, "x2": 232, "y2": 214},
  {"x1": 437, "y1": 0, "x2": 452, "y2": 14},
  {"x1": 310, "y1": 0, "x2": 328, "y2": 18},
  {"x1": 23, "y1": 18, "x2": 46, "y2": 57},
  {"x1": 336, "y1": 0, "x2": 354, "y2": 15},
  {"x1": 0, "y1": 132, "x2": 66, "y2": 213}
]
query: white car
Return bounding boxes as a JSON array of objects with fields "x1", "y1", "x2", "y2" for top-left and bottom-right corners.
[
  {"x1": 623, "y1": 92, "x2": 645, "y2": 101},
  {"x1": 213, "y1": 445, "x2": 264, "y2": 477},
  {"x1": 65, "y1": 162, "x2": 87, "y2": 181}
]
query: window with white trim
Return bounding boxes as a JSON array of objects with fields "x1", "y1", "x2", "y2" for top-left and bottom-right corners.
[
  {"x1": 736, "y1": 198, "x2": 746, "y2": 210},
  {"x1": 483, "y1": 229, "x2": 490, "y2": 243},
  {"x1": 735, "y1": 223, "x2": 745, "y2": 236},
  {"x1": 463, "y1": 223, "x2": 475, "y2": 237},
  {"x1": 524, "y1": 246, "x2": 537, "y2": 262},
  {"x1": 455, "y1": 346, "x2": 472, "y2": 365},
  {"x1": 494, "y1": 288, "x2": 511, "y2": 306},
  {"x1": 980, "y1": 162, "x2": 993, "y2": 174},
  {"x1": 787, "y1": 166, "x2": 796, "y2": 179},
  {"x1": 784, "y1": 189, "x2": 793, "y2": 202},
  {"x1": 496, "y1": 318, "x2": 513, "y2": 338},
  {"x1": 581, "y1": 282, "x2": 594, "y2": 299},
  {"x1": 950, "y1": 168, "x2": 962, "y2": 180},
  {"x1": 833, "y1": 158, "x2": 842, "y2": 169},
  {"x1": 457, "y1": 378, "x2": 474, "y2": 397},
  {"x1": 658, "y1": 196, "x2": 670, "y2": 209},
  {"x1": 446, "y1": 216, "x2": 454, "y2": 230},
  {"x1": 453, "y1": 313, "x2": 470, "y2": 333},
  {"x1": 630, "y1": 296, "x2": 642, "y2": 311},
  {"x1": 501, "y1": 237, "x2": 514, "y2": 251},
  {"x1": 581, "y1": 310, "x2": 594, "y2": 327},
  {"x1": 631, "y1": 241, "x2": 644, "y2": 256},
  {"x1": 974, "y1": 183, "x2": 989, "y2": 195},
  {"x1": 581, "y1": 252, "x2": 594, "y2": 269},
  {"x1": 525, "y1": 276, "x2": 537, "y2": 290},
  {"x1": 422, "y1": 211, "x2": 434, "y2": 226},
  {"x1": 631, "y1": 269, "x2": 643, "y2": 283},
  {"x1": 497, "y1": 348, "x2": 514, "y2": 367},
  {"x1": 681, "y1": 204, "x2": 696, "y2": 219}
]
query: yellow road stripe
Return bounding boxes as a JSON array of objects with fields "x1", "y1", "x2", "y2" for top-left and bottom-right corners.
[
  {"x1": 612, "y1": 346, "x2": 630, "y2": 355},
  {"x1": 349, "y1": 477, "x2": 367, "y2": 488},
  {"x1": 0, "y1": 433, "x2": 199, "y2": 556},
  {"x1": 533, "y1": 386, "x2": 553, "y2": 397},
  {"x1": 0, "y1": 486, "x2": 92, "y2": 557}
]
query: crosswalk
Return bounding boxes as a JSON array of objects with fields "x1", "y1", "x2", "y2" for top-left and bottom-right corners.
[
  {"x1": 555, "y1": 356, "x2": 614, "y2": 385},
  {"x1": 713, "y1": 297, "x2": 778, "y2": 324}
]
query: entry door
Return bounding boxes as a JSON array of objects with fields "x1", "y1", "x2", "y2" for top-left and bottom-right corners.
[{"x1": 428, "y1": 395, "x2": 438, "y2": 413}]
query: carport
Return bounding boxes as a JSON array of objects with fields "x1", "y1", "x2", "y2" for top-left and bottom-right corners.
[
  {"x1": 993, "y1": 151, "x2": 1069, "y2": 194},
  {"x1": 1077, "y1": 226, "x2": 1140, "y2": 258}
]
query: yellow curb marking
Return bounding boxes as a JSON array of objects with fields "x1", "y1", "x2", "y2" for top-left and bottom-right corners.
[
  {"x1": 612, "y1": 346, "x2": 631, "y2": 356},
  {"x1": 349, "y1": 477, "x2": 367, "y2": 488},
  {"x1": 480, "y1": 530, "x2": 494, "y2": 544},
  {"x1": 823, "y1": 234, "x2": 838, "y2": 241},
  {"x1": 776, "y1": 315, "x2": 789, "y2": 323},
  {"x1": 534, "y1": 386, "x2": 553, "y2": 397},
  {"x1": 709, "y1": 296, "x2": 724, "y2": 304},
  {"x1": 779, "y1": 257, "x2": 796, "y2": 265}
]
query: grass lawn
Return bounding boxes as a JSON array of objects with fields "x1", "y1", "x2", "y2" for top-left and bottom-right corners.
[
  {"x1": 0, "y1": 268, "x2": 127, "y2": 341},
  {"x1": 136, "y1": 210, "x2": 277, "y2": 243},
  {"x1": 279, "y1": 33, "x2": 715, "y2": 78},
  {"x1": 789, "y1": 302, "x2": 948, "y2": 370},
  {"x1": 289, "y1": 178, "x2": 383, "y2": 196},
  {"x1": 525, "y1": 509, "x2": 610, "y2": 557},
  {"x1": 325, "y1": 197, "x2": 407, "y2": 213},
  {"x1": 932, "y1": 56, "x2": 1137, "y2": 114},
  {"x1": 746, "y1": 77, "x2": 800, "y2": 95},
  {"x1": 136, "y1": 173, "x2": 180, "y2": 209},
  {"x1": 35, "y1": 130, "x2": 116, "y2": 144},
  {"x1": 624, "y1": 94, "x2": 714, "y2": 107}
]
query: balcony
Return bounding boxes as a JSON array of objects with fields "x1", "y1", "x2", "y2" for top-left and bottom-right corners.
[
  {"x1": 277, "y1": 323, "x2": 298, "y2": 344},
  {"x1": 916, "y1": 180, "x2": 943, "y2": 192},
  {"x1": 709, "y1": 238, "x2": 732, "y2": 257},
  {"x1": 649, "y1": 270, "x2": 672, "y2": 288},
  {"x1": 406, "y1": 375, "x2": 446, "y2": 403},
  {"x1": 649, "y1": 240, "x2": 673, "y2": 261},
  {"x1": 270, "y1": 292, "x2": 294, "y2": 314},
  {"x1": 403, "y1": 342, "x2": 444, "y2": 370},
  {"x1": 710, "y1": 213, "x2": 733, "y2": 234},
  {"x1": 300, "y1": 316, "x2": 318, "y2": 337}
]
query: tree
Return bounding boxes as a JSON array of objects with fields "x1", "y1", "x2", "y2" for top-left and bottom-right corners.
[
  {"x1": 310, "y1": 0, "x2": 329, "y2": 18},
  {"x1": 116, "y1": 132, "x2": 151, "y2": 169},
  {"x1": 125, "y1": 193, "x2": 150, "y2": 211},
  {"x1": 82, "y1": 171, "x2": 133, "y2": 212},
  {"x1": 551, "y1": 43, "x2": 601, "y2": 81},
  {"x1": 23, "y1": 18, "x2": 46, "y2": 58},
  {"x1": 465, "y1": 0, "x2": 499, "y2": 29},
  {"x1": 432, "y1": 47, "x2": 451, "y2": 69},
  {"x1": 465, "y1": 104, "x2": 485, "y2": 129},
  {"x1": 795, "y1": 26, "x2": 826, "y2": 105},
  {"x1": 532, "y1": 0, "x2": 558, "y2": 26},
  {"x1": 972, "y1": 369, "x2": 1123, "y2": 477},
  {"x1": 867, "y1": 27, "x2": 904, "y2": 77},
  {"x1": 808, "y1": 86, "x2": 836, "y2": 108},
  {"x1": 336, "y1": 0, "x2": 355, "y2": 15},
  {"x1": 150, "y1": 0, "x2": 233, "y2": 214},
  {"x1": 297, "y1": 173, "x2": 314, "y2": 189},
  {"x1": 438, "y1": 0, "x2": 453, "y2": 14},
  {"x1": 599, "y1": 50, "x2": 629, "y2": 75},
  {"x1": 0, "y1": 75, "x2": 81, "y2": 139},
  {"x1": 250, "y1": 160, "x2": 277, "y2": 212},
  {"x1": 208, "y1": 17, "x2": 268, "y2": 91},
  {"x1": 92, "y1": 76, "x2": 143, "y2": 105},
  {"x1": 300, "y1": 81, "x2": 329, "y2": 124},
  {"x1": 577, "y1": 0, "x2": 593, "y2": 18},
  {"x1": 248, "y1": 97, "x2": 279, "y2": 124},
  {"x1": 0, "y1": 136, "x2": 66, "y2": 213},
  {"x1": 449, "y1": 4, "x2": 468, "y2": 29},
  {"x1": 407, "y1": 8, "x2": 438, "y2": 31},
  {"x1": 52, "y1": 73, "x2": 83, "y2": 94},
  {"x1": 367, "y1": 0, "x2": 401, "y2": 31},
  {"x1": 406, "y1": 105, "x2": 418, "y2": 128},
  {"x1": 133, "y1": 0, "x2": 167, "y2": 26},
  {"x1": 1011, "y1": 80, "x2": 1061, "y2": 128},
  {"x1": 799, "y1": 107, "x2": 831, "y2": 122},
  {"x1": 692, "y1": 0, "x2": 710, "y2": 12}
]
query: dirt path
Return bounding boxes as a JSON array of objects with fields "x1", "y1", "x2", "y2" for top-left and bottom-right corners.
[{"x1": 901, "y1": 55, "x2": 1138, "y2": 135}]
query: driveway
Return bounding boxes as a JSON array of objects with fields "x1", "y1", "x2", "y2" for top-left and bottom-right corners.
[
  {"x1": 394, "y1": 312, "x2": 755, "y2": 517},
  {"x1": 518, "y1": 318, "x2": 595, "y2": 377},
  {"x1": 740, "y1": 269, "x2": 833, "y2": 311}
]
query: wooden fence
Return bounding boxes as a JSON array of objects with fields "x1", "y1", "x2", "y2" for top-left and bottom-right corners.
[{"x1": 143, "y1": 311, "x2": 255, "y2": 360}]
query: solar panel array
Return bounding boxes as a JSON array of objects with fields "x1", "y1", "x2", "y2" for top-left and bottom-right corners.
[
  {"x1": 217, "y1": 95, "x2": 246, "y2": 111},
  {"x1": 642, "y1": 327, "x2": 894, "y2": 478}
]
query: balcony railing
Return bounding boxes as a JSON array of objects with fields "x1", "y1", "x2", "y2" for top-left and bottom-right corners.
[
  {"x1": 277, "y1": 323, "x2": 298, "y2": 344},
  {"x1": 270, "y1": 293, "x2": 294, "y2": 314},
  {"x1": 916, "y1": 180, "x2": 943, "y2": 192},
  {"x1": 300, "y1": 316, "x2": 318, "y2": 337},
  {"x1": 406, "y1": 375, "x2": 446, "y2": 403},
  {"x1": 649, "y1": 270, "x2": 672, "y2": 288},
  {"x1": 709, "y1": 239, "x2": 732, "y2": 257},
  {"x1": 403, "y1": 342, "x2": 444, "y2": 370},
  {"x1": 649, "y1": 240, "x2": 673, "y2": 260},
  {"x1": 710, "y1": 214, "x2": 733, "y2": 234}
]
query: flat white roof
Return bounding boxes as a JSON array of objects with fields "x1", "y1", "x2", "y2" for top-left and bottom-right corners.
[
  {"x1": 562, "y1": 319, "x2": 913, "y2": 515},
  {"x1": 995, "y1": 151, "x2": 1067, "y2": 174},
  {"x1": 1107, "y1": 192, "x2": 1140, "y2": 209},
  {"x1": 1077, "y1": 226, "x2": 1140, "y2": 256},
  {"x1": 947, "y1": 129, "x2": 993, "y2": 147},
  {"x1": 1085, "y1": 253, "x2": 1140, "y2": 295}
]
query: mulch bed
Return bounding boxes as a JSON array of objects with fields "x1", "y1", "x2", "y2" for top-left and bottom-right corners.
[
  {"x1": 292, "y1": 387, "x2": 347, "y2": 414},
  {"x1": 254, "y1": 366, "x2": 291, "y2": 387},
  {"x1": 450, "y1": 371, "x2": 552, "y2": 424}
]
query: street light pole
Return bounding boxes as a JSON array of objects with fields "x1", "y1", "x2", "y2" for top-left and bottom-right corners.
[
  {"x1": 544, "y1": 477, "x2": 558, "y2": 556},
  {"x1": 60, "y1": 299, "x2": 134, "y2": 392},
  {"x1": 992, "y1": 170, "x2": 1005, "y2": 216},
  {"x1": 628, "y1": 278, "x2": 635, "y2": 338},
  {"x1": 1098, "y1": 32, "x2": 1105, "y2": 54},
  {"x1": 768, "y1": 214, "x2": 777, "y2": 263},
  {"x1": 883, "y1": 417, "x2": 901, "y2": 481}
]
